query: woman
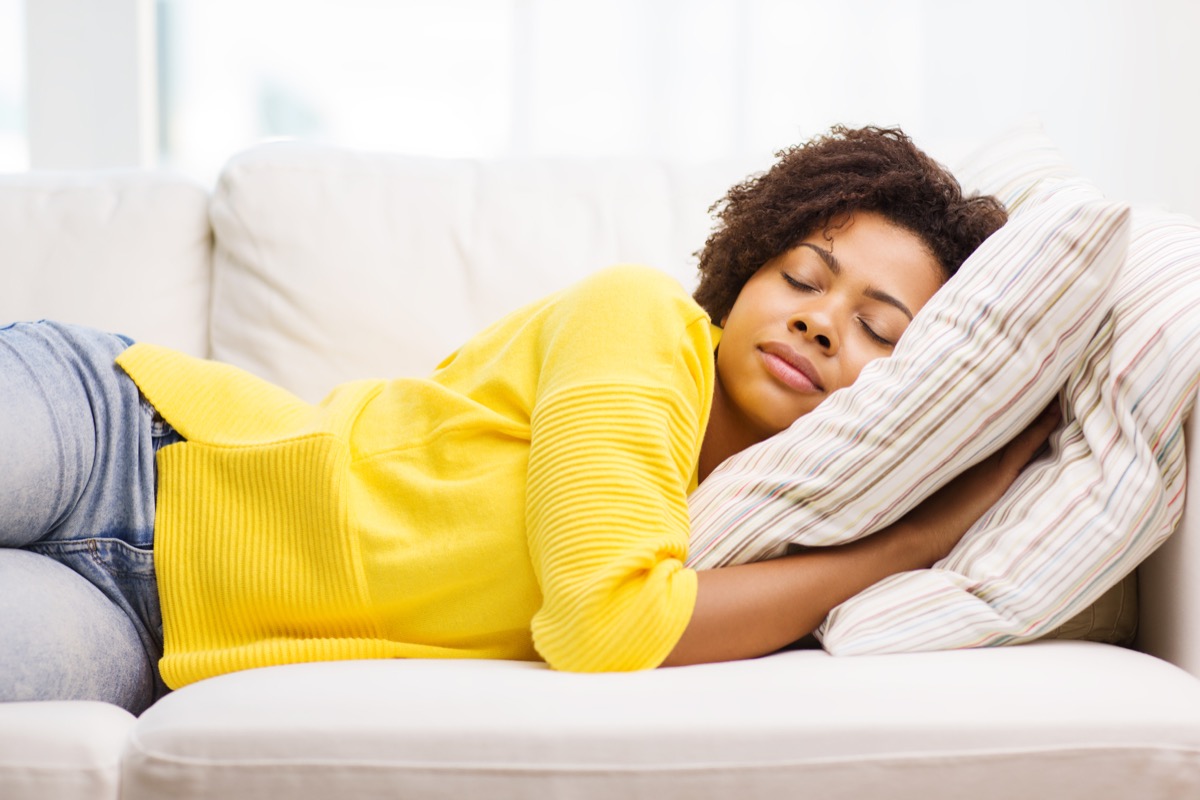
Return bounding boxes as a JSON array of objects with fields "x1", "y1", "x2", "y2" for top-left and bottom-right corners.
[{"x1": 0, "y1": 126, "x2": 1051, "y2": 715}]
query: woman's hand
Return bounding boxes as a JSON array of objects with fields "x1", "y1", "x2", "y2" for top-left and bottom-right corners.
[{"x1": 661, "y1": 403, "x2": 1062, "y2": 668}]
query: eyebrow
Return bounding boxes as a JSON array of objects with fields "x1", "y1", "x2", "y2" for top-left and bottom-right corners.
[{"x1": 797, "y1": 243, "x2": 915, "y2": 321}]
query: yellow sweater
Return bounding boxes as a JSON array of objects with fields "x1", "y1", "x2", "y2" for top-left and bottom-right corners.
[{"x1": 117, "y1": 265, "x2": 716, "y2": 689}]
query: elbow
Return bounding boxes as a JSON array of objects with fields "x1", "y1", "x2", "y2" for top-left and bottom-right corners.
[{"x1": 532, "y1": 572, "x2": 698, "y2": 673}]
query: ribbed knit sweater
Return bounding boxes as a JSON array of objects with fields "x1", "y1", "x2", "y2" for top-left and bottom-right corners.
[{"x1": 116, "y1": 265, "x2": 716, "y2": 689}]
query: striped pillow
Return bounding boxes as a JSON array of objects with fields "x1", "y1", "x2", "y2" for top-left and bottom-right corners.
[
  {"x1": 814, "y1": 132, "x2": 1200, "y2": 655},
  {"x1": 687, "y1": 179, "x2": 1129, "y2": 569}
]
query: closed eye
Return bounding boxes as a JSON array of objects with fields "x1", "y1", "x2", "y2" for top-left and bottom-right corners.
[
  {"x1": 782, "y1": 272, "x2": 817, "y2": 292},
  {"x1": 859, "y1": 319, "x2": 894, "y2": 347}
]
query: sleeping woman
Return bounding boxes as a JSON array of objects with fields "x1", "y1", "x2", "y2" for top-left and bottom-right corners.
[{"x1": 0, "y1": 125, "x2": 1056, "y2": 715}]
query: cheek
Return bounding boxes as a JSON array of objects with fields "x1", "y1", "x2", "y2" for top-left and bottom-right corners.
[
  {"x1": 841, "y1": 352, "x2": 883, "y2": 389},
  {"x1": 713, "y1": 342, "x2": 737, "y2": 389}
]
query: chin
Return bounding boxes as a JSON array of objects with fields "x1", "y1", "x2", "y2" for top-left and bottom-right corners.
[
  {"x1": 757, "y1": 412, "x2": 806, "y2": 440},
  {"x1": 776, "y1": 404, "x2": 819, "y2": 433}
]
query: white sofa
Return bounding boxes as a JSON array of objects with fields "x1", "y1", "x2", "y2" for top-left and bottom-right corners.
[{"x1": 3, "y1": 142, "x2": 1200, "y2": 800}]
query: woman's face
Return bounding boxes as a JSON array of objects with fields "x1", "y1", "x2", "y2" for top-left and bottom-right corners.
[{"x1": 714, "y1": 210, "x2": 944, "y2": 443}]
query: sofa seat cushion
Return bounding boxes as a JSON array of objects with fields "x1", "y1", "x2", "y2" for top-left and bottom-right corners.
[
  {"x1": 0, "y1": 701, "x2": 135, "y2": 800},
  {"x1": 121, "y1": 641, "x2": 1200, "y2": 800}
]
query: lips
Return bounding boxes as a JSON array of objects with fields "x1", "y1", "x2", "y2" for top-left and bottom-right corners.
[{"x1": 758, "y1": 342, "x2": 824, "y2": 392}]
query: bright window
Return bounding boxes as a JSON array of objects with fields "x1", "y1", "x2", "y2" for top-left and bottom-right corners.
[
  {"x1": 157, "y1": 0, "x2": 517, "y2": 181},
  {"x1": 0, "y1": 0, "x2": 28, "y2": 171},
  {"x1": 151, "y1": 0, "x2": 1200, "y2": 222},
  {"x1": 155, "y1": 0, "x2": 811, "y2": 181},
  {"x1": 154, "y1": 0, "x2": 951, "y2": 183}
]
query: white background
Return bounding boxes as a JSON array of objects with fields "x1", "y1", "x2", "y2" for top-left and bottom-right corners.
[{"x1": 5, "y1": 0, "x2": 1199, "y2": 217}]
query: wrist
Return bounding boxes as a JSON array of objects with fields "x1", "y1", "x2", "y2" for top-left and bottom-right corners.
[{"x1": 872, "y1": 519, "x2": 943, "y2": 572}]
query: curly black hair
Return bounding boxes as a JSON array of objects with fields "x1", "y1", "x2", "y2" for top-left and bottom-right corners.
[{"x1": 693, "y1": 125, "x2": 1008, "y2": 322}]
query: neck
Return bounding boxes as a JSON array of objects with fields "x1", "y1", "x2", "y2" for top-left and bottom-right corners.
[{"x1": 698, "y1": 376, "x2": 765, "y2": 484}]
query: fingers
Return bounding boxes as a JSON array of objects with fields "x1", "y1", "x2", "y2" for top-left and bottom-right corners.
[
  {"x1": 1001, "y1": 401, "x2": 1062, "y2": 473},
  {"x1": 1031, "y1": 401, "x2": 1062, "y2": 444}
]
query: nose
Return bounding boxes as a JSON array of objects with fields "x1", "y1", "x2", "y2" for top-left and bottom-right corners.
[{"x1": 791, "y1": 309, "x2": 837, "y2": 353}]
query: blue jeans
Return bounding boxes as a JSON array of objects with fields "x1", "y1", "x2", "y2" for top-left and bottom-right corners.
[{"x1": 0, "y1": 321, "x2": 178, "y2": 715}]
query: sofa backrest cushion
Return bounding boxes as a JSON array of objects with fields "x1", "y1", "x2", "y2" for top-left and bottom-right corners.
[
  {"x1": 0, "y1": 171, "x2": 211, "y2": 356},
  {"x1": 208, "y1": 142, "x2": 758, "y2": 402}
]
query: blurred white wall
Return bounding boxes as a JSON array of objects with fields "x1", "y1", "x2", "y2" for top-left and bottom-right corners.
[
  {"x1": 25, "y1": 0, "x2": 156, "y2": 169},
  {"x1": 912, "y1": 0, "x2": 1200, "y2": 219},
  {"x1": 14, "y1": 0, "x2": 1200, "y2": 217},
  {"x1": 0, "y1": 0, "x2": 26, "y2": 169}
]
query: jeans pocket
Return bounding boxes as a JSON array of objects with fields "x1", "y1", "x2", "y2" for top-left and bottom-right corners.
[
  {"x1": 91, "y1": 538, "x2": 164, "y2": 656},
  {"x1": 140, "y1": 395, "x2": 185, "y2": 450}
]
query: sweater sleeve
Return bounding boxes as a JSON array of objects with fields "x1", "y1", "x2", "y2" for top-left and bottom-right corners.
[{"x1": 525, "y1": 266, "x2": 713, "y2": 671}]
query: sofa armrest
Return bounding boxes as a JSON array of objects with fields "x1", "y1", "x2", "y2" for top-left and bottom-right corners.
[{"x1": 1137, "y1": 384, "x2": 1200, "y2": 676}]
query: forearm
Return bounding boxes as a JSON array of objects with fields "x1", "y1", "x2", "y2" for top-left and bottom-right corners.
[
  {"x1": 661, "y1": 404, "x2": 1061, "y2": 668},
  {"x1": 661, "y1": 521, "x2": 934, "y2": 667}
]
